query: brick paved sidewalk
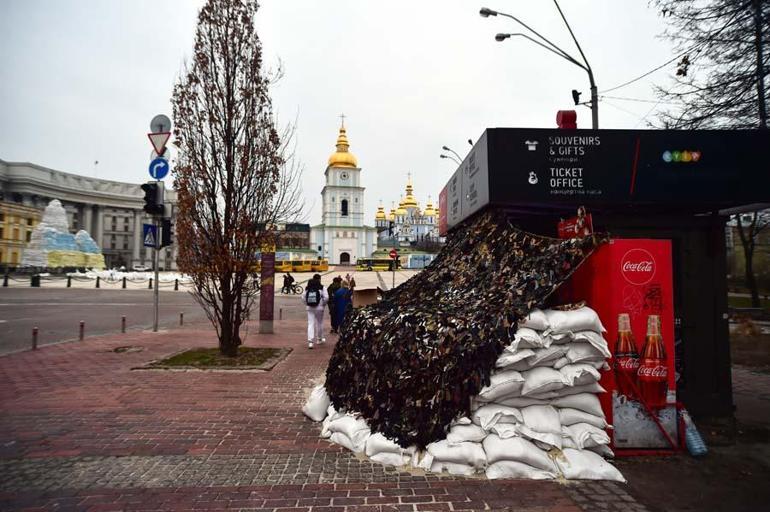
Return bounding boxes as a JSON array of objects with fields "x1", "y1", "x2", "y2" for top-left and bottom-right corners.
[{"x1": 0, "y1": 307, "x2": 645, "y2": 512}]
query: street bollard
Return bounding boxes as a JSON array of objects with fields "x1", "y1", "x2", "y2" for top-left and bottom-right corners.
[
  {"x1": 279, "y1": 308, "x2": 283, "y2": 320},
  {"x1": 67, "y1": 276, "x2": 71, "y2": 288},
  {"x1": 96, "y1": 276, "x2": 100, "y2": 289},
  {"x1": 32, "y1": 327, "x2": 38, "y2": 350},
  {"x1": 3, "y1": 274, "x2": 9, "y2": 287},
  {"x1": 149, "y1": 278, "x2": 153, "y2": 290},
  {"x1": 121, "y1": 316, "x2": 126, "y2": 333},
  {"x1": 122, "y1": 277, "x2": 127, "y2": 289},
  {"x1": 174, "y1": 278, "x2": 179, "y2": 291},
  {"x1": 180, "y1": 312, "x2": 184, "y2": 326},
  {"x1": 79, "y1": 320, "x2": 84, "y2": 341}
]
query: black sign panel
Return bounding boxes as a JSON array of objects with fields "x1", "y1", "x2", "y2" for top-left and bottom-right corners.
[{"x1": 484, "y1": 128, "x2": 770, "y2": 209}]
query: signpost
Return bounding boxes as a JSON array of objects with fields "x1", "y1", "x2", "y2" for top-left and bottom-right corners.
[
  {"x1": 146, "y1": 114, "x2": 173, "y2": 333},
  {"x1": 389, "y1": 249, "x2": 398, "y2": 289}
]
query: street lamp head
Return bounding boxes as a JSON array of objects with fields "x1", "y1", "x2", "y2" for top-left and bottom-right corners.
[
  {"x1": 495, "y1": 33, "x2": 510, "y2": 42},
  {"x1": 440, "y1": 154, "x2": 449, "y2": 159},
  {"x1": 441, "y1": 145, "x2": 450, "y2": 151},
  {"x1": 479, "y1": 7, "x2": 498, "y2": 17}
]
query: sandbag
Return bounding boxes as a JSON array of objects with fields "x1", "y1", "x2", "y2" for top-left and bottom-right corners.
[
  {"x1": 302, "y1": 385, "x2": 330, "y2": 422},
  {"x1": 550, "y1": 393, "x2": 604, "y2": 416},
  {"x1": 518, "y1": 309, "x2": 549, "y2": 331},
  {"x1": 489, "y1": 423, "x2": 518, "y2": 439},
  {"x1": 486, "y1": 460, "x2": 557, "y2": 480},
  {"x1": 430, "y1": 461, "x2": 476, "y2": 476},
  {"x1": 426, "y1": 440, "x2": 487, "y2": 468},
  {"x1": 560, "y1": 363, "x2": 601, "y2": 387},
  {"x1": 571, "y1": 330, "x2": 611, "y2": 358},
  {"x1": 587, "y1": 443, "x2": 615, "y2": 458},
  {"x1": 545, "y1": 307, "x2": 606, "y2": 335},
  {"x1": 472, "y1": 404, "x2": 524, "y2": 430},
  {"x1": 505, "y1": 346, "x2": 567, "y2": 372},
  {"x1": 477, "y1": 370, "x2": 525, "y2": 401},
  {"x1": 482, "y1": 434, "x2": 557, "y2": 472},
  {"x1": 327, "y1": 415, "x2": 370, "y2": 439},
  {"x1": 528, "y1": 381, "x2": 606, "y2": 400},
  {"x1": 512, "y1": 327, "x2": 552, "y2": 350},
  {"x1": 366, "y1": 433, "x2": 416, "y2": 457},
  {"x1": 446, "y1": 423, "x2": 487, "y2": 444},
  {"x1": 320, "y1": 404, "x2": 345, "y2": 438},
  {"x1": 370, "y1": 451, "x2": 411, "y2": 467},
  {"x1": 521, "y1": 367, "x2": 566, "y2": 396},
  {"x1": 496, "y1": 349, "x2": 535, "y2": 369},
  {"x1": 494, "y1": 396, "x2": 549, "y2": 408},
  {"x1": 553, "y1": 357, "x2": 570, "y2": 369},
  {"x1": 518, "y1": 405, "x2": 563, "y2": 448},
  {"x1": 566, "y1": 342, "x2": 608, "y2": 364},
  {"x1": 554, "y1": 448, "x2": 625, "y2": 482},
  {"x1": 558, "y1": 407, "x2": 608, "y2": 429},
  {"x1": 563, "y1": 422, "x2": 611, "y2": 449},
  {"x1": 330, "y1": 431, "x2": 370, "y2": 453}
]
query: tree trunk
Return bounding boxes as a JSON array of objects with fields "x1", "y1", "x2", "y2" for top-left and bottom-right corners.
[
  {"x1": 219, "y1": 275, "x2": 239, "y2": 357},
  {"x1": 745, "y1": 249, "x2": 761, "y2": 307}
]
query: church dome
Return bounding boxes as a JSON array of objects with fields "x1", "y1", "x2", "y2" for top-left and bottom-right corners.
[
  {"x1": 423, "y1": 197, "x2": 436, "y2": 216},
  {"x1": 328, "y1": 121, "x2": 358, "y2": 168},
  {"x1": 375, "y1": 204, "x2": 386, "y2": 220},
  {"x1": 402, "y1": 174, "x2": 419, "y2": 208},
  {"x1": 388, "y1": 207, "x2": 396, "y2": 221}
]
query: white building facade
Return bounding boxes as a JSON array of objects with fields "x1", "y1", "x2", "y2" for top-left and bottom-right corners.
[
  {"x1": 374, "y1": 175, "x2": 442, "y2": 246},
  {"x1": 310, "y1": 122, "x2": 377, "y2": 265}
]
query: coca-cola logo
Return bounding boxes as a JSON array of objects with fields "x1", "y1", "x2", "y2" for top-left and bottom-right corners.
[
  {"x1": 615, "y1": 357, "x2": 640, "y2": 371},
  {"x1": 621, "y1": 248, "x2": 656, "y2": 285},
  {"x1": 638, "y1": 365, "x2": 668, "y2": 379}
]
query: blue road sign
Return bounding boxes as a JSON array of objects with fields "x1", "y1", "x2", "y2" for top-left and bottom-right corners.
[
  {"x1": 143, "y1": 223, "x2": 158, "y2": 248},
  {"x1": 148, "y1": 157, "x2": 170, "y2": 180}
]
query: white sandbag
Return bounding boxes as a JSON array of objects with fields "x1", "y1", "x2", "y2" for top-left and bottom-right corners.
[
  {"x1": 545, "y1": 307, "x2": 606, "y2": 335},
  {"x1": 587, "y1": 443, "x2": 615, "y2": 458},
  {"x1": 496, "y1": 349, "x2": 535, "y2": 369},
  {"x1": 412, "y1": 450, "x2": 434, "y2": 470},
  {"x1": 302, "y1": 385, "x2": 330, "y2": 422},
  {"x1": 365, "y1": 433, "x2": 415, "y2": 457},
  {"x1": 566, "y1": 342, "x2": 608, "y2": 364},
  {"x1": 446, "y1": 423, "x2": 487, "y2": 444},
  {"x1": 327, "y1": 415, "x2": 370, "y2": 439},
  {"x1": 511, "y1": 327, "x2": 551, "y2": 350},
  {"x1": 505, "y1": 346, "x2": 567, "y2": 371},
  {"x1": 521, "y1": 367, "x2": 566, "y2": 396},
  {"x1": 370, "y1": 451, "x2": 411, "y2": 467},
  {"x1": 571, "y1": 331, "x2": 612, "y2": 358},
  {"x1": 478, "y1": 370, "x2": 525, "y2": 401},
  {"x1": 330, "y1": 431, "x2": 370, "y2": 453},
  {"x1": 518, "y1": 405, "x2": 563, "y2": 448},
  {"x1": 558, "y1": 407, "x2": 608, "y2": 429},
  {"x1": 482, "y1": 434, "x2": 557, "y2": 472},
  {"x1": 560, "y1": 364, "x2": 601, "y2": 387},
  {"x1": 551, "y1": 393, "x2": 604, "y2": 417},
  {"x1": 518, "y1": 309, "x2": 549, "y2": 331},
  {"x1": 430, "y1": 461, "x2": 476, "y2": 476},
  {"x1": 563, "y1": 423, "x2": 611, "y2": 449},
  {"x1": 486, "y1": 460, "x2": 557, "y2": 480},
  {"x1": 489, "y1": 422, "x2": 518, "y2": 439},
  {"x1": 555, "y1": 448, "x2": 626, "y2": 482},
  {"x1": 453, "y1": 416, "x2": 473, "y2": 425},
  {"x1": 320, "y1": 404, "x2": 345, "y2": 438},
  {"x1": 472, "y1": 404, "x2": 523, "y2": 430},
  {"x1": 553, "y1": 357, "x2": 570, "y2": 369},
  {"x1": 426, "y1": 440, "x2": 487, "y2": 468},
  {"x1": 494, "y1": 396, "x2": 549, "y2": 408},
  {"x1": 528, "y1": 381, "x2": 606, "y2": 400}
]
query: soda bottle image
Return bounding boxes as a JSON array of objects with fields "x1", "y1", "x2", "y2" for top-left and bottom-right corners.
[
  {"x1": 613, "y1": 313, "x2": 640, "y2": 400},
  {"x1": 637, "y1": 314, "x2": 669, "y2": 409}
]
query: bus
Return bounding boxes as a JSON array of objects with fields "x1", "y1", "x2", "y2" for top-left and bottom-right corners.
[
  {"x1": 291, "y1": 260, "x2": 313, "y2": 272},
  {"x1": 311, "y1": 259, "x2": 329, "y2": 272},
  {"x1": 356, "y1": 258, "x2": 396, "y2": 271},
  {"x1": 275, "y1": 260, "x2": 293, "y2": 272}
]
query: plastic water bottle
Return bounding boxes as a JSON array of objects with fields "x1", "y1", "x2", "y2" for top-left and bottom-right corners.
[{"x1": 681, "y1": 409, "x2": 708, "y2": 457}]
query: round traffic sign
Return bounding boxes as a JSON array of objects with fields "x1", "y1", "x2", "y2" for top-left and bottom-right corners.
[
  {"x1": 148, "y1": 157, "x2": 170, "y2": 180},
  {"x1": 150, "y1": 114, "x2": 172, "y2": 133},
  {"x1": 389, "y1": 249, "x2": 398, "y2": 259}
]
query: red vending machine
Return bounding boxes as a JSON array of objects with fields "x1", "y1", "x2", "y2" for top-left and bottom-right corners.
[{"x1": 562, "y1": 238, "x2": 680, "y2": 454}]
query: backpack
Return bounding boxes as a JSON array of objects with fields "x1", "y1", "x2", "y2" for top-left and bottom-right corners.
[{"x1": 306, "y1": 289, "x2": 321, "y2": 307}]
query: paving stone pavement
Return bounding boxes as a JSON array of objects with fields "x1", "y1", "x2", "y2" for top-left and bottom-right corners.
[{"x1": 0, "y1": 300, "x2": 648, "y2": 511}]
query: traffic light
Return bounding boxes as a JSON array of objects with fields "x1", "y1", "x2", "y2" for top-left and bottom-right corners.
[
  {"x1": 160, "y1": 218, "x2": 173, "y2": 248},
  {"x1": 571, "y1": 89, "x2": 582, "y2": 105},
  {"x1": 141, "y1": 182, "x2": 164, "y2": 215}
]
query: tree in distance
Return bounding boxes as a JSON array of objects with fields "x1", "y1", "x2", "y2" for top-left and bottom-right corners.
[{"x1": 172, "y1": 0, "x2": 303, "y2": 356}]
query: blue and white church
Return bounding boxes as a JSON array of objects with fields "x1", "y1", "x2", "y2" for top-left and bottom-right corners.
[{"x1": 310, "y1": 120, "x2": 377, "y2": 265}]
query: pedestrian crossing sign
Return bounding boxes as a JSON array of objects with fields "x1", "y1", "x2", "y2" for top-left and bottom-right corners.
[{"x1": 143, "y1": 223, "x2": 158, "y2": 248}]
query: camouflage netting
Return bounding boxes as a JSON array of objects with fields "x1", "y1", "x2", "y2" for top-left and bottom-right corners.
[{"x1": 325, "y1": 210, "x2": 605, "y2": 449}]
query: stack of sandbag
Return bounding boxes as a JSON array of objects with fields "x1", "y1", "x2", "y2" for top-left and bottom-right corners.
[{"x1": 302, "y1": 304, "x2": 625, "y2": 482}]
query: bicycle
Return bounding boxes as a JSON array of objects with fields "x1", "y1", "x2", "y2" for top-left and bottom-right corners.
[{"x1": 282, "y1": 283, "x2": 304, "y2": 294}]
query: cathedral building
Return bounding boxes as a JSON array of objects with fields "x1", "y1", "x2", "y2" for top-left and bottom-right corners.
[
  {"x1": 310, "y1": 120, "x2": 377, "y2": 265},
  {"x1": 374, "y1": 175, "x2": 441, "y2": 246}
]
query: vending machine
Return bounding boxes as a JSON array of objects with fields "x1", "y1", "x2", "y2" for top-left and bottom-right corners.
[{"x1": 560, "y1": 238, "x2": 680, "y2": 454}]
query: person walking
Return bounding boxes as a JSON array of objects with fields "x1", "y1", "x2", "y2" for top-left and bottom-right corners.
[
  {"x1": 333, "y1": 280, "x2": 353, "y2": 332},
  {"x1": 282, "y1": 272, "x2": 295, "y2": 294},
  {"x1": 327, "y1": 276, "x2": 342, "y2": 333},
  {"x1": 303, "y1": 274, "x2": 328, "y2": 349}
]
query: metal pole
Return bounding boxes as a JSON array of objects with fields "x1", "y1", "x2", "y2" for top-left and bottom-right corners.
[
  {"x1": 121, "y1": 315, "x2": 126, "y2": 333},
  {"x1": 32, "y1": 327, "x2": 38, "y2": 350},
  {"x1": 179, "y1": 312, "x2": 184, "y2": 326},
  {"x1": 153, "y1": 217, "x2": 160, "y2": 332},
  {"x1": 79, "y1": 320, "x2": 84, "y2": 341},
  {"x1": 590, "y1": 80, "x2": 599, "y2": 129}
]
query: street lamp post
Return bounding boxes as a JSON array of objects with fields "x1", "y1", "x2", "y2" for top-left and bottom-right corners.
[
  {"x1": 480, "y1": 2, "x2": 598, "y2": 128},
  {"x1": 440, "y1": 154, "x2": 461, "y2": 165}
]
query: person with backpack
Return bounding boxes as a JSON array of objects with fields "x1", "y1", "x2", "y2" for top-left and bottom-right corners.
[
  {"x1": 302, "y1": 274, "x2": 328, "y2": 349},
  {"x1": 333, "y1": 280, "x2": 353, "y2": 332},
  {"x1": 327, "y1": 276, "x2": 342, "y2": 333}
]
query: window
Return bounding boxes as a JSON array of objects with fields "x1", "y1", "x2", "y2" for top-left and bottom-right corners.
[
  {"x1": 0, "y1": 227, "x2": 3, "y2": 239},
  {"x1": 355, "y1": 198, "x2": 358, "y2": 203},
  {"x1": 13, "y1": 228, "x2": 19, "y2": 241},
  {"x1": 0, "y1": 213, "x2": 4, "y2": 222},
  {"x1": 341, "y1": 199, "x2": 349, "y2": 216},
  {"x1": 26, "y1": 231, "x2": 31, "y2": 242}
]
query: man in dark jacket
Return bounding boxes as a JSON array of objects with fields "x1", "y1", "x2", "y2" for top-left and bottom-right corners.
[{"x1": 327, "y1": 277, "x2": 342, "y2": 333}]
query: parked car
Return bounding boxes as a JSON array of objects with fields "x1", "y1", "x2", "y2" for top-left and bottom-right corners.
[{"x1": 132, "y1": 265, "x2": 152, "y2": 272}]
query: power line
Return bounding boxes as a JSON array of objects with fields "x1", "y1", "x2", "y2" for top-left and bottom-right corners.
[{"x1": 600, "y1": 94, "x2": 682, "y2": 105}]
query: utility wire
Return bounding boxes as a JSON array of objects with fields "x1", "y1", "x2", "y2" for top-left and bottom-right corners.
[{"x1": 600, "y1": 94, "x2": 682, "y2": 105}]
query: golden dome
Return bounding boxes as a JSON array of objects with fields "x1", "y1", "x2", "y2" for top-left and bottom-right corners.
[
  {"x1": 402, "y1": 174, "x2": 419, "y2": 208},
  {"x1": 396, "y1": 196, "x2": 407, "y2": 215},
  {"x1": 388, "y1": 208, "x2": 395, "y2": 221},
  {"x1": 423, "y1": 196, "x2": 436, "y2": 216},
  {"x1": 327, "y1": 121, "x2": 358, "y2": 168},
  {"x1": 375, "y1": 204, "x2": 386, "y2": 220}
]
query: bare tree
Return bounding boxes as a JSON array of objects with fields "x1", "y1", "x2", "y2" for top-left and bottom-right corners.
[
  {"x1": 736, "y1": 211, "x2": 770, "y2": 306},
  {"x1": 651, "y1": 0, "x2": 768, "y2": 129},
  {"x1": 171, "y1": 0, "x2": 303, "y2": 356}
]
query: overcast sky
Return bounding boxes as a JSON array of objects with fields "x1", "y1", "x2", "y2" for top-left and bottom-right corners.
[{"x1": 0, "y1": 0, "x2": 677, "y2": 225}]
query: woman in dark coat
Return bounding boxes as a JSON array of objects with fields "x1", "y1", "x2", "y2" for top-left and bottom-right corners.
[{"x1": 333, "y1": 280, "x2": 353, "y2": 331}]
